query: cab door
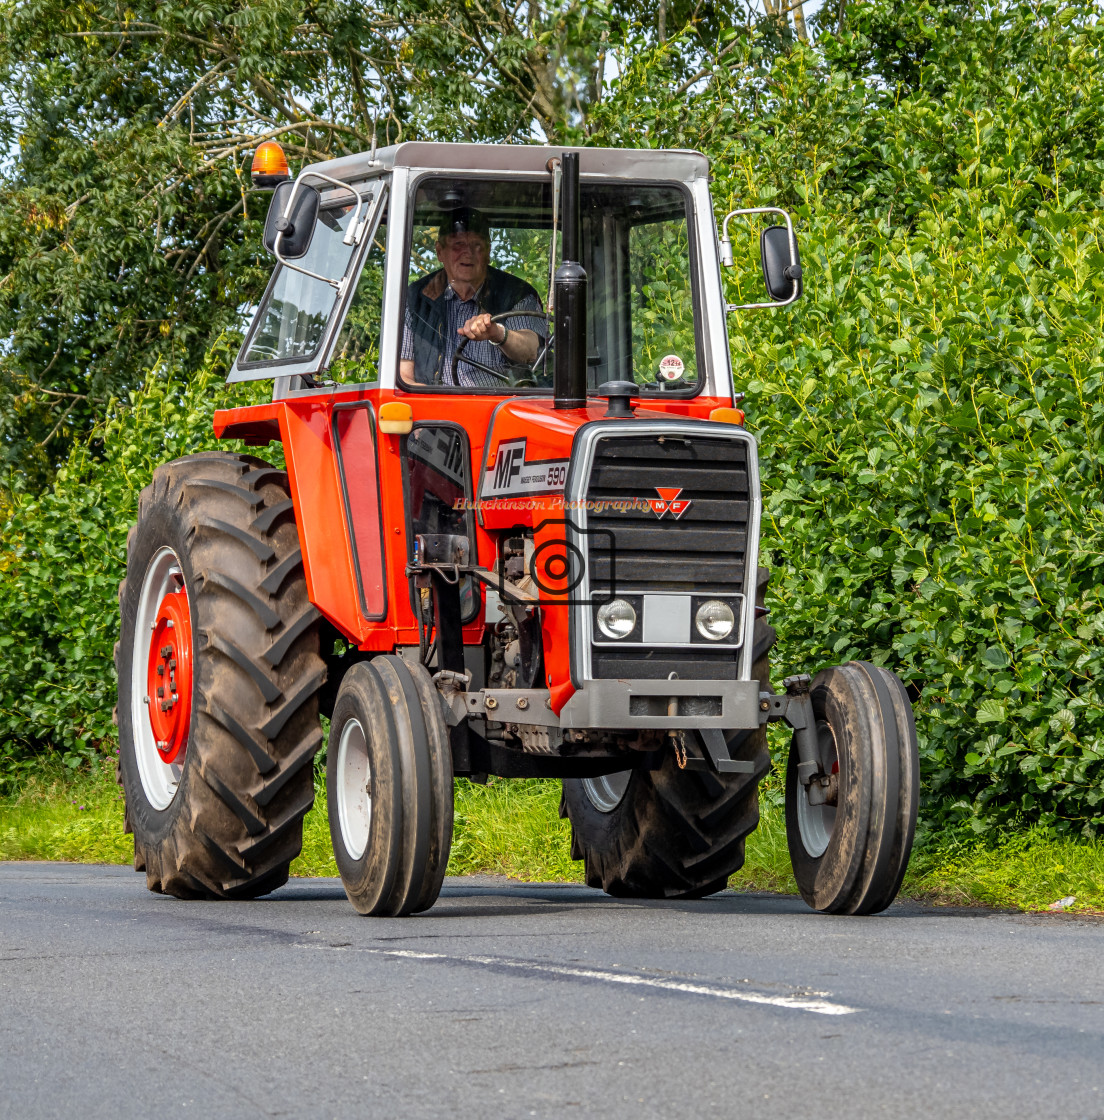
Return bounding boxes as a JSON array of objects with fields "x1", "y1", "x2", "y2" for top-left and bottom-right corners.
[{"x1": 228, "y1": 176, "x2": 389, "y2": 385}]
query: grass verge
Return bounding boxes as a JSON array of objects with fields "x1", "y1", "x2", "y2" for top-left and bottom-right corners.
[
  {"x1": 2, "y1": 757, "x2": 1101, "y2": 913},
  {"x1": 0, "y1": 759, "x2": 132, "y2": 865}
]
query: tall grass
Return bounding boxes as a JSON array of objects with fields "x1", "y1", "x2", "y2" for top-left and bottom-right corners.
[{"x1": 449, "y1": 779, "x2": 582, "y2": 882}]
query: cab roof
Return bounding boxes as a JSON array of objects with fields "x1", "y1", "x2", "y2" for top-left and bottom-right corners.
[{"x1": 303, "y1": 142, "x2": 709, "y2": 185}]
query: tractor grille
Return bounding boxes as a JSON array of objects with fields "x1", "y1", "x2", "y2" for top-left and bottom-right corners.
[{"x1": 582, "y1": 431, "x2": 751, "y2": 681}]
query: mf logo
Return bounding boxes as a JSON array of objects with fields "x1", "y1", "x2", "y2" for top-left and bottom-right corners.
[
  {"x1": 480, "y1": 438, "x2": 569, "y2": 499},
  {"x1": 647, "y1": 487, "x2": 692, "y2": 519},
  {"x1": 492, "y1": 443, "x2": 525, "y2": 490}
]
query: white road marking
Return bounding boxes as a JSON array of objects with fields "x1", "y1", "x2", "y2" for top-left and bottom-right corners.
[{"x1": 367, "y1": 947, "x2": 859, "y2": 1016}]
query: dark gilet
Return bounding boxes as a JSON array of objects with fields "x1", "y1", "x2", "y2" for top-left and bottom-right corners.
[{"x1": 407, "y1": 266, "x2": 540, "y2": 384}]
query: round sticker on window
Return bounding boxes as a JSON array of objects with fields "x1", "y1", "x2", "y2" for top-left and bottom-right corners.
[{"x1": 658, "y1": 354, "x2": 685, "y2": 381}]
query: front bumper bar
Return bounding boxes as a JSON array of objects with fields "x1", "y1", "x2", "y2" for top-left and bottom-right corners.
[{"x1": 462, "y1": 678, "x2": 763, "y2": 731}]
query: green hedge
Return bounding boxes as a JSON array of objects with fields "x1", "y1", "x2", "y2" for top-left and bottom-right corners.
[
  {"x1": 594, "y1": 0, "x2": 1104, "y2": 833},
  {"x1": 3, "y1": 2, "x2": 1102, "y2": 834},
  {"x1": 0, "y1": 342, "x2": 262, "y2": 786}
]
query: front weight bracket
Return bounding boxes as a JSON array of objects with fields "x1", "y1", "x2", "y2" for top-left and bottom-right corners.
[
  {"x1": 676, "y1": 727, "x2": 756, "y2": 775},
  {"x1": 759, "y1": 674, "x2": 821, "y2": 787}
]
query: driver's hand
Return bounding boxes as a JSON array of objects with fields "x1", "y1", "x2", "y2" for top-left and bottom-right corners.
[{"x1": 459, "y1": 313, "x2": 505, "y2": 344}]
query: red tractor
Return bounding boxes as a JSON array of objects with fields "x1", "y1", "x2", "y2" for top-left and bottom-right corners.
[{"x1": 115, "y1": 142, "x2": 918, "y2": 916}]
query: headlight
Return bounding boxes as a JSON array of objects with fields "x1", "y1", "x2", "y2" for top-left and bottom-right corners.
[
  {"x1": 695, "y1": 600, "x2": 735, "y2": 641},
  {"x1": 596, "y1": 598, "x2": 637, "y2": 640}
]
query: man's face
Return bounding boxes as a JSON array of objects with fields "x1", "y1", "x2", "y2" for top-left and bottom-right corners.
[{"x1": 436, "y1": 232, "x2": 490, "y2": 289}]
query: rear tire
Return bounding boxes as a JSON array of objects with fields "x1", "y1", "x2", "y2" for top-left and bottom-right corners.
[
  {"x1": 561, "y1": 567, "x2": 775, "y2": 899},
  {"x1": 784, "y1": 661, "x2": 919, "y2": 915},
  {"x1": 327, "y1": 656, "x2": 453, "y2": 916},
  {"x1": 115, "y1": 452, "x2": 325, "y2": 899}
]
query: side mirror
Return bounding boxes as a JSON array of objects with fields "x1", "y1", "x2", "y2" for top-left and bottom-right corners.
[
  {"x1": 760, "y1": 226, "x2": 803, "y2": 301},
  {"x1": 263, "y1": 181, "x2": 320, "y2": 259}
]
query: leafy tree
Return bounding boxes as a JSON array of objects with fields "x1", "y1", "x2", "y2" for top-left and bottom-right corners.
[
  {"x1": 0, "y1": 0, "x2": 612, "y2": 484},
  {"x1": 0, "y1": 0, "x2": 810, "y2": 487}
]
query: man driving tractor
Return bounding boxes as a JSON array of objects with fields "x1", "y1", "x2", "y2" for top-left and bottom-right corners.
[{"x1": 400, "y1": 206, "x2": 547, "y2": 386}]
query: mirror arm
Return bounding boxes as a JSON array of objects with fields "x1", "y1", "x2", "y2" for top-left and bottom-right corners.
[
  {"x1": 720, "y1": 206, "x2": 802, "y2": 311},
  {"x1": 273, "y1": 170, "x2": 377, "y2": 296}
]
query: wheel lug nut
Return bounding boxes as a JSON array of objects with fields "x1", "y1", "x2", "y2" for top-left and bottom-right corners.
[{"x1": 166, "y1": 620, "x2": 174, "y2": 629}]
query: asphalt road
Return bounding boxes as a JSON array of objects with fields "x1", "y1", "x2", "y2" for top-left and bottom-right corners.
[{"x1": 1, "y1": 863, "x2": 1102, "y2": 1120}]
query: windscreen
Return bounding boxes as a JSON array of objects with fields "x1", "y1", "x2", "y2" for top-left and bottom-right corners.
[
  {"x1": 241, "y1": 199, "x2": 361, "y2": 365},
  {"x1": 400, "y1": 177, "x2": 700, "y2": 394}
]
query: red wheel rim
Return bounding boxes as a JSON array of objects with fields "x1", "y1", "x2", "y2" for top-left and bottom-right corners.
[{"x1": 145, "y1": 583, "x2": 193, "y2": 764}]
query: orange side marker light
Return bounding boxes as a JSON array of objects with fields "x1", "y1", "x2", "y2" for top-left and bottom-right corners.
[{"x1": 379, "y1": 401, "x2": 414, "y2": 435}]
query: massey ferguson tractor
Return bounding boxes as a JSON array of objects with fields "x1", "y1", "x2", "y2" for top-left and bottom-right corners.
[{"x1": 115, "y1": 141, "x2": 919, "y2": 916}]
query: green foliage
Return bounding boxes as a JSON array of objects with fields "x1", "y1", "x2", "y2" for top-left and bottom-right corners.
[
  {"x1": 594, "y1": 0, "x2": 1104, "y2": 833},
  {"x1": 0, "y1": 754, "x2": 132, "y2": 864},
  {"x1": 0, "y1": 0, "x2": 622, "y2": 482},
  {"x1": 905, "y1": 824, "x2": 1104, "y2": 912},
  {"x1": 3, "y1": 0, "x2": 1103, "y2": 838},
  {"x1": 448, "y1": 779, "x2": 583, "y2": 881},
  {"x1": 0, "y1": 339, "x2": 268, "y2": 787}
]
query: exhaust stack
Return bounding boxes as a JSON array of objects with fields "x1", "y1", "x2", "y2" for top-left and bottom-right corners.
[{"x1": 553, "y1": 152, "x2": 587, "y2": 410}]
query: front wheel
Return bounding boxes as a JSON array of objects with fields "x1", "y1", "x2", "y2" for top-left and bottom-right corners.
[
  {"x1": 327, "y1": 656, "x2": 454, "y2": 916},
  {"x1": 785, "y1": 661, "x2": 919, "y2": 915}
]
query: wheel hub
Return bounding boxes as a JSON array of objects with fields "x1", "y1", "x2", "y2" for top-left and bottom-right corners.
[
  {"x1": 581, "y1": 770, "x2": 632, "y2": 814},
  {"x1": 796, "y1": 719, "x2": 839, "y2": 858},
  {"x1": 145, "y1": 584, "x2": 192, "y2": 763},
  {"x1": 336, "y1": 717, "x2": 372, "y2": 860}
]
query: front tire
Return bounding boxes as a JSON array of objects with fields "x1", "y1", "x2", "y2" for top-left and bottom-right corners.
[
  {"x1": 115, "y1": 452, "x2": 325, "y2": 899},
  {"x1": 327, "y1": 656, "x2": 454, "y2": 916},
  {"x1": 785, "y1": 661, "x2": 919, "y2": 915}
]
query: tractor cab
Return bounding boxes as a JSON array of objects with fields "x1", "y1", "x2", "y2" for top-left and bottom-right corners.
[{"x1": 228, "y1": 143, "x2": 797, "y2": 395}]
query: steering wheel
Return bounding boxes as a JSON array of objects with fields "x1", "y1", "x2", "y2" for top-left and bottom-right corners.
[{"x1": 444, "y1": 311, "x2": 552, "y2": 388}]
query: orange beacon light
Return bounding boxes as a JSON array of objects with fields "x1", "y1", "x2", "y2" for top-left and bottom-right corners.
[{"x1": 251, "y1": 141, "x2": 290, "y2": 189}]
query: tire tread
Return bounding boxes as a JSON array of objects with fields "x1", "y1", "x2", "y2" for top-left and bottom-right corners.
[{"x1": 117, "y1": 451, "x2": 324, "y2": 901}]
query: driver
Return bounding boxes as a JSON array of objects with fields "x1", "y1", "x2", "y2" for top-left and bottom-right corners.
[{"x1": 400, "y1": 207, "x2": 547, "y2": 386}]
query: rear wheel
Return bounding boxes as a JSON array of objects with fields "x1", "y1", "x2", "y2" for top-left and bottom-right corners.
[
  {"x1": 562, "y1": 567, "x2": 775, "y2": 899},
  {"x1": 115, "y1": 452, "x2": 325, "y2": 898},
  {"x1": 327, "y1": 656, "x2": 454, "y2": 916},
  {"x1": 785, "y1": 661, "x2": 919, "y2": 915}
]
